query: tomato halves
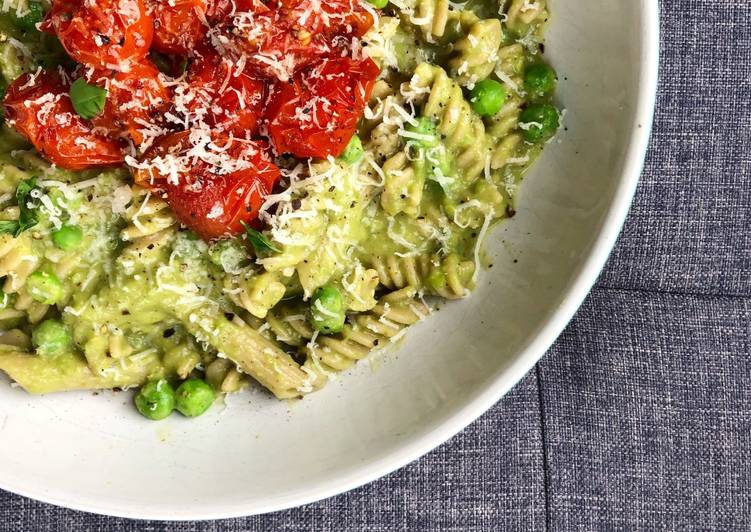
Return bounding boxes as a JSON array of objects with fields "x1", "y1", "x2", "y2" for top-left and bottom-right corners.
[
  {"x1": 85, "y1": 61, "x2": 171, "y2": 146},
  {"x1": 185, "y1": 49, "x2": 267, "y2": 137},
  {"x1": 266, "y1": 56, "x2": 379, "y2": 158},
  {"x1": 212, "y1": 0, "x2": 318, "y2": 81},
  {"x1": 150, "y1": 0, "x2": 209, "y2": 55},
  {"x1": 3, "y1": 70, "x2": 124, "y2": 171},
  {"x1": 41, "y1": 0, "x2": 153, "y2": 70},
  {"x1": 279, "y1": 0, "x2": 374, "y2": 39},
  {"x1": 134, "y1": 131, "x2": 280, "y2": 240},
  {"x1": 212, "y1": 0, "x2": 373, "y2": 81}
]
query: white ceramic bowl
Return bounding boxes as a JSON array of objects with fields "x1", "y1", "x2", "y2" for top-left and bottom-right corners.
[{"x1": 0, "y1": 0, "x2": 659, "y2": 519}]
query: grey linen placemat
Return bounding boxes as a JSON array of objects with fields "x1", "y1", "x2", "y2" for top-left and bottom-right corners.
[{"x1": 1, "y1": 0, "x2": 749, "y2": 529}]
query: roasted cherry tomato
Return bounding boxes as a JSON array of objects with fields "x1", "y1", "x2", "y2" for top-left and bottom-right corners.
[
  {"x1": 266, "y1": 56, "x2": 379, "y2": 158},
  {"x1": 203, "y1": 0, "x2": 234, "y2": 23},
  {"x1": 134, "y1": 131, "x2": 280, "y2": 240},
  {"x1": 151, "y1": 0, "x2": 209, "y2": 55},
  {"x1": 3, "y1": 70, "x2": 124, "y2": 170},
  {"x1": 212, "y1": 0, "x2": 372, "y2": 81},
  {"x1": 184, "y1": 48, "x2": 266, "y2": 136},
  {"x1": 84, "y1": 61, "x2": 171, "y2": 146},
  {"x1": 41, "y1": 0, "x2": 153, "y2": 70},
  {"x1": 211, "y1": 0, "x2": 316, "y2": 81},
  {"x1": 280, "y1": 0, "x2": 374, "y2": 39}
]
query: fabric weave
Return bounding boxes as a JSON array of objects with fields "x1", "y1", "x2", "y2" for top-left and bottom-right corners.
[{"x1": 2, "y1": 0, "x2": 750, "y2": 529}]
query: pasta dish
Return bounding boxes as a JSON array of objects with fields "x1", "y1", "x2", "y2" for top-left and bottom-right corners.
[{"x1": 0, "y1": 0, "x2": 558, "y2": 419}]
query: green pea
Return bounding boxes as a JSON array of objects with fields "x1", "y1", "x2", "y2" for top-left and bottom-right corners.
[
  {"x1": 469, "y1": 79, "x2": 508, "y2": 117},
  {"x1": 135, "y1": 379, "x2": 176, "y2": 421},
  {"x1": 339, "y1": 134, "x2": 364, "y2": 164},
  {"x1": 175, "y1": 378, "x2": 215, "y2": 417},
  {"x1": 368, "y1": 0, "x2": 388, "y2": 8},
  {"x1": 52, "y1": 224, "x2": 83, "y2": 251},
  {"x1": 31, "y1": 319, "x2": 72, "y2": 356},
  {"x1": 310, "y1": 285, "x2": 346, "y2": 334},
  {"x1": 14, "y1": 2, "x2": 44, "y2": 32},
  {"x1": 407, "y1": 117, "x2": 440, "y2": 148},
  {"x1": 519, "y1": 103, "x2": 560, "y2": 143},
  {"x1": 524, "y1": 63, "x2": 557, "y2": 100},
  {"x1": 26, "y1": 270, "x2": 65, "y2": 305}
]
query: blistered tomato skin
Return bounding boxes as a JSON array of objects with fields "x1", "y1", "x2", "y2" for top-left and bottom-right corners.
[
  {"x1": 210, "y1": 0, "x2": 375, "y2": 82},
  {"x1": 210, "y1": 0, "x2": 320, "y2": 81},
  {"x1": 85, "y1": 61, "x2": 171, "y2": 146},
  {"x1": 266, "y1": 57, "x2": 380, "y2": 158},
  {"x1": 134, "y1": 132, "x2": 281, "y2": 240},
  {"x1": 41, "y1": 0, "x2": 153, "y2": 70},
  {"x1": 185, "y1": 49, "x2": 267, "y2": 137},
  {"x1": 150, "y1": 0, "x2": 209, "y2": 55},
  {"x1": 278, "y1": 0, "x2": 374, "y2": 38},
  {"x1": 2, "y1": 70, "x2": 124, "y2": 171}
]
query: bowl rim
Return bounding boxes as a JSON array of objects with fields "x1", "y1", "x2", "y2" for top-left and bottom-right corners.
[{"x1": 0, "y1": 1, "x2": 660, "y2": 520}]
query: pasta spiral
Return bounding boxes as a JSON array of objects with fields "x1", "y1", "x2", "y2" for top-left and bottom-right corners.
[
  {"x1": 485, "y1": 97, "x2": 524, "y2": 169},
  {"x1": 120, "y1": 187, "x2": 178, "y2": 252},
  {"x1": 303, "y1": 287, "x2": 431, "y2": 384},
  {"x1": 78, "y1": 331, "x2": 163, "y2": 383},
  {"x1": 409, "y1": 0, "x2": 481, "y2": 40},
  {"x1": 11, "y1": 290, "x2": 49, "y2": 324},
  {"x1": 414, "y1": 0, "x2": 450, "y2": 41},
  {"x1": 0, "y1": 232, "x2": 49, "y2": 326},
  {"x1": 493, "y1": 43, "x2": 526, "y2": 94},
  {"x1": 0, "y1": 328, "x2": 30, "y2": 349},
  {"x1": 364, "y1": 79, "x2": 408, "y2": 162},
  {"x1": 0, "y1": 161, "x2": 41, "y2": 303},
  {"x1": 224, "y1": 270, "x2": 287, "y2": 320},
  {"x1": 204, "y1": 357, "x2": 249, "y2": 393},
  {"x1": 381, "y1": 151, "x2": 422, "y2": 218},
  {"x1": 0, "y1": 233, "x2": 40, "y2": 296},
  {"x1": 340, "y1": 263, "x2": 380, "y2": 312},
  {"x1": 450, "y1": 19, "x2": 503, "y2": 86},
  {"x1": 481, "y1": 44, "x2": 527, "y2": 169},
  {"x1": 162, "y1": 340, "x2": 204, "y2": 380},
  {"x1": 406, "y1": 63, "x2": 490, "y2": 182},
  {"x1": 265, "y1": 288, "x2": 431, "y2": 390},
  {"x1": 368, "y1": 253, "x2": 474, "y2": 299},
  {"x1": 265, "y1": 304, "x2": 313, "y2": 348},
  {"x1": 504, "y1": 0, "x2": 549, "y2": 35}
]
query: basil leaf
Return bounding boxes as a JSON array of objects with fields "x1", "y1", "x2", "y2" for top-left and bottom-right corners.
[
  {"x1": 14, "y1": 1, "x2": 45, "y2": 32},
  {"x1": 14, "y1": 177, "x2": 40, "y2": 236},
  {"x1": 16, "y1": 177, "x2": 37, "y2": 199},
  {"x1": 0, "y1": 178, "x2": 40, "y2": 237},
  {"x1": 242, "y1": 223, "x2": 280, "y2": 254},
  {"x1": 0, "y1": 221, "x2": 20, "y2": 235},
  {"x1": 69, "y1": 78, "x2": 106, "y2": 119}
]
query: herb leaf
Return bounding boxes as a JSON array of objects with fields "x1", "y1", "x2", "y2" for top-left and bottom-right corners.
[
  {"x1": 0, "y1": 220, "x2": 19, "y2": 235},
  {"x1": 69, "y1": 78, "x2": 106, "y2": 119},
  {"x1": 16, "y1": 177, "x2": 40, "y2": 236},
  {"x1": 242, "y1": 223, "x2": 280, "y2": 254},
  {"x1": 0, "y1": 178, "x2": 41, "y2": 237},
  {"x1": 14, "y1": 1, "x2": 45, "y2": 32}
]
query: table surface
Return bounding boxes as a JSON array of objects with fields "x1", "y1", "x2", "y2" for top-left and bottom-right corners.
[{"x1": 2, "y1": 1, "x2": 750, "y2": 530}]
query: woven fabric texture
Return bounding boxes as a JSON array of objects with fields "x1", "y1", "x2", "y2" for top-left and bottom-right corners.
[{"x1": 1, "y1": 0, "x2": 750, "y2": 529}]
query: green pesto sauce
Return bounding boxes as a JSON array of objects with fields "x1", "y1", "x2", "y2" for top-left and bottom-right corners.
[{"x1": 0, "y1": 0, "x2": 557, "y2": 398}]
